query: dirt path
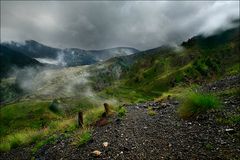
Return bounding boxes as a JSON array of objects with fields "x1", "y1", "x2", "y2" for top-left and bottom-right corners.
[{"x1": 35, "y1": 97, "x2": 239, "y2": 160}]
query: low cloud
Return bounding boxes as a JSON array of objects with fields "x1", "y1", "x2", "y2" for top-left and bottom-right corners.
[{"x1": 1, "y1": 1, "x2": 239, "y2": 50}]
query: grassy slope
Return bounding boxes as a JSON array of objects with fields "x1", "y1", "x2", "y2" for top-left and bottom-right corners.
[
  {"x1": 98, "y1": 27, "x2": 239, "y2": 102},
  {"x1": 0, "y1": 96, "x2": 108, "y2": 151}
]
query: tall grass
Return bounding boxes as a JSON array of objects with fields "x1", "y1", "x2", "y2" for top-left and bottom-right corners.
[
  {"x1": 0, "y1": 118, "x2": 77, "y2": 152},
  {"x1": 0, "y1": 129, "x2": 46, "y2": 152},
  {"x1": 178, "y1": 92, "x2": 220, "y2": 119}
]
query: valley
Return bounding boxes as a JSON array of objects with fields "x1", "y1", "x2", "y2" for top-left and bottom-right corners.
[{"x1": 0, "y1": 23, "x2": 239, "y2": 159}]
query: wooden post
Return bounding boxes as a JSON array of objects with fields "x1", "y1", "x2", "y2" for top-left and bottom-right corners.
[
  {"x1": 167, "y1": 95, "x2": 171, "y2": 100},
  {"x1": 78, "y1": 111, "x2": 83, "y2": 128},
  {"x1": 104, "y1": 103, "x2": 110, "y2": 115}
]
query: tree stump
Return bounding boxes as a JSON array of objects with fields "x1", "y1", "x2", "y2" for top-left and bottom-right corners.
[{"x1": 78, "y1": 111, "x2": 83, "y2": 128}]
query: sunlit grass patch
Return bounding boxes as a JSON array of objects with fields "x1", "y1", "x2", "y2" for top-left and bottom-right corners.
[
  {"x1": 0, "y1": 117, "x2": 78, "y2": 152},
  {"x1": 83, "y1": 107, "x2": 105, "y2": 126},
  {"x1": 0, "y1": 129, "x2": 46, "y2": 152},
  {"x1": 147, "y1": 107, "x2": 157, "y2": 116},
  {"x1": 177, "y1": 92, "x2": 220, "y2": 119}
]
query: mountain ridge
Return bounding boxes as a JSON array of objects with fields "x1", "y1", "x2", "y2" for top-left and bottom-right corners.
[{"x1": 2, "y1": 40, "x2": 139, "y2": 67}]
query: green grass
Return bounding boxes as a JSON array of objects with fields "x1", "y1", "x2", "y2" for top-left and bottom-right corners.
[
  {"x1": 0, "y1": 117, "x2": 77, "y2": 152},
  {"x1": 226, "y1": 63, "x2": 240, "y2": 76},
  {"x1": 73, "y1": 128, "x2": 92, "y2": 146},
  {"x1": 147, "y1": 107, "x2": 157, "y2": 116},
  {"x1": 31, "y1": 134, "x2": 58, "y2": 153},
  {"x1": 0, "y1": 129, "x2": 45, "y2": 152},
  {"x1": 83, "y1": 107, "x2": 105, "y2": 126},
  {"x1": 117, "y1": 106, "x2": 127, "y2": 118},
  {"x1": 0, "y1": 100, "x2": 58, "y2": 136},
  {"x1": 100, "y1": 84, "x2": 153, "y2": 103},
  {"x1": 0, "y1": 98, "x2": 104, "y2": 151},
  {"x1": 177, "y1": 92, "x2": 220, "y2": 119}
]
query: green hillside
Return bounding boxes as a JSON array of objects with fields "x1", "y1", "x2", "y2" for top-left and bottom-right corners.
[{"x1": 94, "y1": 27, "x2": 239, "y2": 102}]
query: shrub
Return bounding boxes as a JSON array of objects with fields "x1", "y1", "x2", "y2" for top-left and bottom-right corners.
[
  {"x1": 178, "y1": 92, "x2": 220, "y2": 119},
  {"x1": 49, "y1": 99, "x2": 61, "y2": 113}
]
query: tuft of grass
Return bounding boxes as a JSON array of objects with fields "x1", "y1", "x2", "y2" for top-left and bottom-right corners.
[
  {"x1": 177, "y1": 92, "x2": 220, "y2": 119},
  {"x1": 73, "y1": 128, "x2": 92, "y2": 147},
  {"x1": 147, "y1": 107, "x2": 157, "y2": 116},
  {"x1": 117, "y1": 106, "x2": 127, "y2": 118}
]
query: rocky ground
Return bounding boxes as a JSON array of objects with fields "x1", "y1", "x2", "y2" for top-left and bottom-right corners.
[{"x1": 1, "y1": 75, "x2": 239, "y2": 160}]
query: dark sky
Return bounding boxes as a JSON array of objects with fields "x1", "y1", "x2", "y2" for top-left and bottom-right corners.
[{"x1": 1, "y1": 1, "x2": 239, "y2": 50}]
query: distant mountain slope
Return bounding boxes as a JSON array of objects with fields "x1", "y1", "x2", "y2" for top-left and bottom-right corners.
[
  {"x1": 90, "y1": 26, "x2": 239, "y2": 96},
  {"x1": 2, "y1": 40, "x2": 60, "y2": 59},
  {"x1": 0, "y1": 45, "x2": 42, "y2": 78},
  {"x1": 2, "y1": 41, "x2": 139, "y2": 67}
]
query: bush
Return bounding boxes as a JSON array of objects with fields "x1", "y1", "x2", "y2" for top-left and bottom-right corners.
[
  {"x1": 49, "y1": 99, "x2": 61, "y2": 113},
  {"x1": 178, "y1": 92, "x2": 220, "y2": 119}
]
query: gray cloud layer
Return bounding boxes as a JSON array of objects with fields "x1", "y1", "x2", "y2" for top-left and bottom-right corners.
[{"x1": 1, "y1": 1, "x2": 239, "y2": 50}]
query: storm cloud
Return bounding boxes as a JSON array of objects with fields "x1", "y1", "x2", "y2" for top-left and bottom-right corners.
[{"x1": 1, "y1": 1, "x2": 239, "y2": 50}]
